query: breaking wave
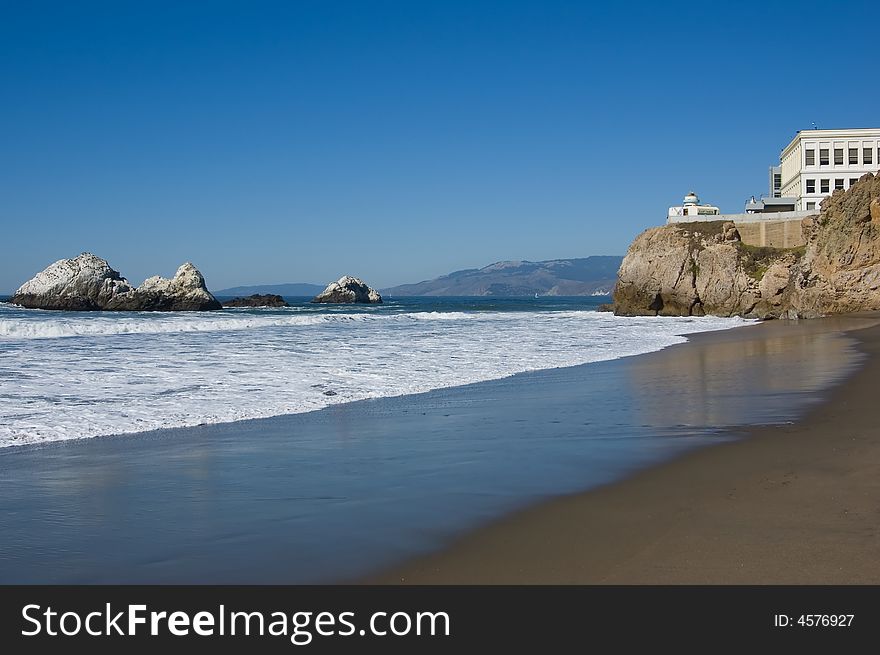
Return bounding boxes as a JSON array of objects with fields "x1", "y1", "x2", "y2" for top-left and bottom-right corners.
[{"x1": 0, "y1": 302, "x2": 755, "y2": 447}]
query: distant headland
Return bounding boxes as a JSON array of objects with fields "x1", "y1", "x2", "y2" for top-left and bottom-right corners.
[
  {"x1": 382, "y1": 256, "x2": 620, "y2": 297},
  {"x1": 216, "y1": 257, "x2": 622, "y2": 299}
]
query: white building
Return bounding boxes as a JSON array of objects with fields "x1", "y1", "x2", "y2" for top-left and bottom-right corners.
[
  {"x1": 667, "y1": 191, "x2": 720, "y2": 221},
  {"x1": 667, "y1": 128, "x2": 880, "y2": 226},
  {"x1": 769, "y1": 166, "x2": 782, "y2": 198},
  {"x1": 776, "y1": 128, "x2": 880, "y2": 211}
]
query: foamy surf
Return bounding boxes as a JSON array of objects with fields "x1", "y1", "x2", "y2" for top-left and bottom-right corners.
[
  {"x1": 0, "y1": 302, "x2": 755, "y2": 447},
  {"x1": 0, "y1": 308, "x2": 476, "y2": 339}
]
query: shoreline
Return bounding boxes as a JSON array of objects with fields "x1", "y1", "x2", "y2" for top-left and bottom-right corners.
[
  {"x1": 0, "y1": 298, "x2": 723, "y2": 450},
  {"x1": 364, "y1": 313, "x2": 880, "y2": 584},
  {"x1": 0, "y1": 313, "x2": 870, "y2": 583}
]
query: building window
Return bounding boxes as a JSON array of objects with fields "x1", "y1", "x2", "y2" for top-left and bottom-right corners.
[
  {"x1": 806, "y1": 202, "x2": 816, "y2": 210},
  {"x1": 820, "y1": 148, "x2": 829, "y2": 165},
  {"x1": 850, "y1": 178, "x2": 858, "y2": 187},
  {"x1": 835, "y1": 178, "x2": 844, "y2": 190},
  {"x1": 834, "y1": 148, "x2": 844, "y2": 165},
  {"x1": 866, "y1": 148, "x2": 874, "y2": 165},
  {"x1": 849, "y1": 148, "x2": 859, "y2": 164},
  {"x1": 820, "y1": 179, "x2": 830, "y2": 193},
  {"x1": 806, "y1": 179, "x2": 815, "y2": 194},
  {"x1": 805, "y1": 149, "x2": 815, "y2": 166}
]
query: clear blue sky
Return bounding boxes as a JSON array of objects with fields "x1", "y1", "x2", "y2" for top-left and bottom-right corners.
[{"x1": 1, "y1": 0, "x2": 877, "y2": 292}]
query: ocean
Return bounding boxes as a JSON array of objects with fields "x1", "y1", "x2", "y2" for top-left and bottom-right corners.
[
  {"x1": 0, "y1": 296, "x2": 749, "y2": 448},
  {"x1": 0, "y1": 297, "x2": 862, "y2": 582}
]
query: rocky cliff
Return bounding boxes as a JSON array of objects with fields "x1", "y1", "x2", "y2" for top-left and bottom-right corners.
[
  {"x1": 312, "y1": 276, "x2": 382, "y2": 304},
  {"x1": 12, "y1": 253, "x2": 222, "y2": 311},
  {"x1": 613, "y1": 172, "x2": 880, "y2": 319}
]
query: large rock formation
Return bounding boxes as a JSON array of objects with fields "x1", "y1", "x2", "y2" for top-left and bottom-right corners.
[
  {"x1": 613, "y1": 172, "x2": 880, "y2": 318},
  {"x1": 11, "y1": 253, "x2": 134, "y2": 311},
  {"x1": 222, "y1": 294, "x2": 290, "y2": 308},
  {"x1": 312, "y1": 276, "x2": 382, "y2": 304},
  {"x1": 12, "y1": 253, "x2": 222, "y2": 311}
]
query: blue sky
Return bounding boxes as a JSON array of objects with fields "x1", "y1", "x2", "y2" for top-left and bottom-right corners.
[{"x1": 1, "y1": 0, "x2": 877, "y2": 292}]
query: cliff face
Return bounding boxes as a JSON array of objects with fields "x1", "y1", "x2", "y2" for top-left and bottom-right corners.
[{"x1": 613, "y1": 172, "x2": 880, "y2": 318}]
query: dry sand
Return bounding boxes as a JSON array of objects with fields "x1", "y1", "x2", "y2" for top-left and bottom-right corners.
[{"x1": 369, "y1": 315, "x2": 880, "y2": 584}]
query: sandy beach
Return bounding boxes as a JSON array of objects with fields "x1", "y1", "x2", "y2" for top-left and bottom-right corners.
[
  {"x1": 368, "y1": 314, "x2": 880, "y2": 584},
  {"x1": 0, "y1": 311, "x2": 871, "y2": 583}
]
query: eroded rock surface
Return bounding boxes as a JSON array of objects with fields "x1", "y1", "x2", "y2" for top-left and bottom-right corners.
[
  {"x1": 12, "y1": 254, "x2": 221, "y2": 311},
  {"x1": 613, "y1": 172, "x2": 880, "y2": 318},
  {"x1": 312, "y1": 276, "x2": 382, "y2": 304}
]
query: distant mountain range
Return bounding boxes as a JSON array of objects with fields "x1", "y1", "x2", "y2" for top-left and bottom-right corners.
[
  {"x1": 214, "y1": 256, "x2": 622, "y2": 299},
  {"x1": 214, "y1": 283, "x2": 325, "y2": 298},
  {"x1": 382, "y1": 256, "x2": 621, "y2": 296}
]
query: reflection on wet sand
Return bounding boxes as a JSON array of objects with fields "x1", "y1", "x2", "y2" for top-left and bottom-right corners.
[
  {"x1": 625, "y1": 316, "x2": 876, "y2": 429},
  {"x1": 0, "y1": 316, "x2": 875, "y2": 583}
]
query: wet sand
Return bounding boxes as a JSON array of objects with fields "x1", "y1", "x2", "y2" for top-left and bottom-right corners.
[
  {"x1": 0, "y1": 313, "x2": 871, "y2": 583},
  {"x1": 368, "y1": 315, "x2": 880, "y2": 584}
]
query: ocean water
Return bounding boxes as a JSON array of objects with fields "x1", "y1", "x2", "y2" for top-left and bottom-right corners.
[
  {"x1": 0, "y1": 297, "x2": 752, "y2": 447},
  {"x1": 0, "y1": 299, "x2": 867, "y2": 583}
]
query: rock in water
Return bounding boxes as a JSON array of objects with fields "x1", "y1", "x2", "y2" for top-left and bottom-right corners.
[
  {"x1": 312, "y1": 276, "x2": 382, "y2": 304},
  {"x1": 222, "y1": 294, "x2": 290, "y2": 308},
  {"x1": 12, "y1": 254, "x2": 222, "y2": 311},
  {"x1": 106, "y1": 263, "x2": 222, "y2": 311},
  {"x1": 11, "y1": 253, "x2": 134, "y2": 310}
]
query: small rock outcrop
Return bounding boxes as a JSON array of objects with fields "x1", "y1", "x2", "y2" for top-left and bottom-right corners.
[
  {"x1": 311, "y1": 276, "x2": 382, "y2": 304},
  {"x1": 613, "y1": 172, "x2": 880, "y2": 319},
  {"x1": 222, "y1": 294, "x2": 289, "y2": 308},
  {"x1": 106, "y1": 263, "x2": 221, "y2": 311},
  {"x1": 12, "y1": 254, "x2": 221, "y2": 311}
]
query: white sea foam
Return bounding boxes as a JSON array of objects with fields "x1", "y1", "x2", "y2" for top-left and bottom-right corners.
[
  {"x1": 0, "y1": 305, "x2": 754, "y2": 447},
  {"x1": 0, "y1": 309, "x2": 479, "y2": 339}
]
